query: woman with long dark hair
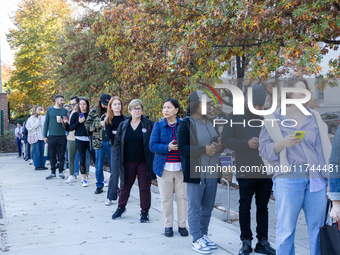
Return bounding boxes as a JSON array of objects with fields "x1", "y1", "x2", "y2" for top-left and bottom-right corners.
[
  {"x1": 85, "y1": 94, "x2": 111, "y2": 194},
  {"x1": 68, "y1": 98, "x2": 96, "y2": 186},
  {"x1": 104, "y1": 96, "x2": 125, "y2": 206}
]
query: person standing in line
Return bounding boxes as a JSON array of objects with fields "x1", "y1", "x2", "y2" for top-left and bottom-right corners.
[
  {"x1": 104, "y1": 96, "x2": 125, "y2": 206},
  {"x1": 259, "y1": 77, "x2": 331, "y2": 255},
  {"x1": 26, "y1": 106, "x2": 47, "y2": 170},
  {"x1": 222, "y1": 85, "x2": 275, "y2": 255},
  {"x1": 64, "y1": 96, "x2": 79, "y2": 183},
  {"x1": 67, "y1": 97, "x2": 96, "y2": 187},
  {"x1": 43, "y1": 95, "x2": 68, "y2": 180},
  {"x1": 85, "y1": 94, "x2": 111, "y2": 194},
  {"x1": 22, "y1": 115, "x2": 31, "y2": 161},
  {"x1": 149, "y1": 98, "x2": 188, "y2": 237},
  {"x1": 15, "y1": 122, "x2": 23, "y2": 158},
  {"x1": 177, "y1": 90, "x2": 223, "y2": 254},
  {"x1": 112, "y1": 99, "x2": 155, "y2": 223}
]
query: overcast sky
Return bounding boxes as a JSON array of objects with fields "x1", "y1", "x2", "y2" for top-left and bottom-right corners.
[{"x1": 0, "y1": 0, "x2": 21, "y2": 64}]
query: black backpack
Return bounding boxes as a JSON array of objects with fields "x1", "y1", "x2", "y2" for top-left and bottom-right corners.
[{"x1": 23, "y1": 121, "x2": 28, "y2": 136}]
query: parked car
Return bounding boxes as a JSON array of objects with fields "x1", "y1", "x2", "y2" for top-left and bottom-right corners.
[{"x1": 321, "y1": 112, "x2": 340, "y2": 134}]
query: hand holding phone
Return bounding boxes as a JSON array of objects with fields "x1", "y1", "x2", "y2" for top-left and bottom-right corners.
[
  {"x1": 79, "y1": 113, "x2": 84, "y2": 118},
  {"x1": 293, "y1": 131, "x2": 305, "y2": 140}
]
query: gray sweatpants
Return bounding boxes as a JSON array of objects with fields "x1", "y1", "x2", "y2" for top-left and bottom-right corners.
[{"x1": 187, "y1": 177, "x2": 218, "y2": 242}]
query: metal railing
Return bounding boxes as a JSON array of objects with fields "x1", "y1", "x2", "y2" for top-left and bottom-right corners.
[{"x1": 220, "y1": 178, "x2": 231, "y2": 222}]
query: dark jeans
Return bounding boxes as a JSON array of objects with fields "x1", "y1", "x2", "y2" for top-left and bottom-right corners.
[
  {"x1": 16, "y1": 137, "x2": 22, "y2": 156},
  {"x1": 33, "y1": 140, "x2": 45, "y2": 167},
  {"x1": 107, "y1": 146, "x2": 120, "y2": 200},
  {"x1": 48, "y1": 135, "x2": 67, "y2": 174},
  {"x1": 237, "y1": 178, "x2": 273, "y2": 241},
  {"x1": 118, "y1": 162, "x2": 151, "y2": 212},
  {"x1": 75, "y1": 139, "x2": 95, "y2": 175}
]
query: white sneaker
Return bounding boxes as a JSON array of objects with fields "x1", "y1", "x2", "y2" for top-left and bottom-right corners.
[
  {"x1": 46, "y1": 160, "x2": 50, "y2": 165},
  {"x1": 82, "y1": 180, "x2": 88, "y2": 187},
  {"x1": 65, "y1": 175, "x2": 76, "y2": 184},
  {"x1": 29, "y1": 159, "x2": 33, "y2": 165},
  {"x1": 103, "y1": 180, "x2": 108, "y2": 187},
  {"x1": 105, "y1": 199, "x2": 113, "y2": 206},
  {"x1": 192, "y1": 238, "x2": 211, "y2": 254},
  {"x1": 202, "y1": 235, "x2": 217, "y2": 249}
]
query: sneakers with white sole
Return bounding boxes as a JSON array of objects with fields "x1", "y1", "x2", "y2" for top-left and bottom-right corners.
[
  {"x1": 65, "y1": 175, "x2": 76, "y2": 183},
  {"x1": 192, "y1": 238, "x2": 211, "y2": 254},
  {"x1": 105, "y1": 199, "x2": 114, "y2": 206},
  {"x1": 202, "y1": 235, "x2": 217, "y2": 249},
  {"x1": 82, "y1": 180, "x2": 88, "y2": 187},
  {"x1": 29, "y1": 159, "x2": 33, "y2": 165},
  {"x1": 45, "y1": 160, "x2": 50, "y2": 165},
  {"x1": 103, "y1": 180, "x2": 108, "y2": 187}
]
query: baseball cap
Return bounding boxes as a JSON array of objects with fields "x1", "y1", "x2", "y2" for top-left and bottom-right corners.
[
  {"x1": 100, "y1": 94, "x2": 110, "y2": 106},
  {"x1": 251, "y1": 85, "x2": 267, "y2": 105},
  {"x1": 189, "y1": 90, "x2": 213, "y2": 103}
]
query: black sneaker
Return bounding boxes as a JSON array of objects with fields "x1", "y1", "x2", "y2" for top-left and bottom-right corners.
[
  {"x1": 46, "y1": 174, "x2": 56, "y2": 180},
  {"x1": 239, "y1": 239, "x2": 252, "y2": 255},
  {"x1": 139, "y1": 211, "x2": 149, "y2": 223},
  {"x1": 178, "y1": 227, "x2": 189, "y2": 237},
  {"x1": 112, "y1": 207, "x2": 127, "y2": 220},
  {"x1": 59, "y1": 173, "x2": 65, "y2": 179},
  {"x1": 254, "y1": 238, "x2": 275, "y2": 255},
  {"x1": 95, "y1": 187, "x2": 103, "y2": 194}
]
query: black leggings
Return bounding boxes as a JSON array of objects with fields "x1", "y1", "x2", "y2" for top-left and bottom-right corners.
[{"x1": 75, "y1": 139, "x2": 96, "y2": 175}]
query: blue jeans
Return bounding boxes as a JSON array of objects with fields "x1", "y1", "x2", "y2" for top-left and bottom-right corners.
[
  {"x1": 16, "y1": 137, "x2": 22, "y2": 156},
  {"x1": 187, "y1": 177, "x2": 218, "y2": 242},
  {"x1": 74, "y1": 150, "x2": 90, "y2": 176},
  {"x1": 33, "y1": 140, "x2": 45, "y2": 167},
  {"x1": 95, "y1": 141, "x2": 111, "y2": 188},
  {"x1": 273, "y1": 170, "x2": 327, "y2": 255}
]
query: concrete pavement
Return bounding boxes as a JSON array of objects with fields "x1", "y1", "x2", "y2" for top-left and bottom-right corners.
[{"x1": 0, "y1": 155, "x2": 244, "y2": 255}]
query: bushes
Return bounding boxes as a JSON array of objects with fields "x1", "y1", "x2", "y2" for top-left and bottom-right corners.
[{"x1": 0, "y1": 131, "x2": 17, "y2": 153}]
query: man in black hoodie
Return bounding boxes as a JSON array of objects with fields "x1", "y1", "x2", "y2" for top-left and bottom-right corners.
[{"x1": 222, "y1": 85, "x2": 275, "y2": 255}]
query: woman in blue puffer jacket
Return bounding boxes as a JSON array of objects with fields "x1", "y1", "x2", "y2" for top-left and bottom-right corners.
[{"x1": 149, "y1": 98, "x2": 188, "y2": 238}]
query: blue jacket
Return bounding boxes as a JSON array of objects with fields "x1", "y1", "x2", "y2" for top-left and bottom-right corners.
[{"x1": 149, "y1": 117, "x2": 182, "y2": 177}]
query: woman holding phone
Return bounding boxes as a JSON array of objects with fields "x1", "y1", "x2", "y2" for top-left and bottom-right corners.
[
  {"x1": 259, "y1": 77, "x2": 331, "y2": 255},
  {"x1": 104, "y1": 96, "x2": 126, "y2": 206},
  {"x1": 26, "y1": 105, "x2": 47, "y2": 170},
  {"x1": 149, "y1": 98, "x2": 188, "y2": 237},
  {"x1": 68, "y1": 97, "x2": 96, "y2": 187}
]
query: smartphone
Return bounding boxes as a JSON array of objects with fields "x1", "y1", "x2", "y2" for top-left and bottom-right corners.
[
  {"x1": 293, "y1": 131, "x2": 305, "y2": 140},
  {"x1": 172, "y1": 140, "x2": 177, "y2": 145},
  {"x1": 212, "y1": 136, "x2": 219, "y2": 143},
  {"x1": 80, "y1": 113, "x2": 84, "y2": 118}
]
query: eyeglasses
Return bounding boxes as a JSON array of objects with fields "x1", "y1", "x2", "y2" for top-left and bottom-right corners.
[
  {"x1": 70, "y1": 103, "x2": 77, "y2": 107},
  {"x1": 131, "y1": 107, "x2": 142, "y2": 112}
]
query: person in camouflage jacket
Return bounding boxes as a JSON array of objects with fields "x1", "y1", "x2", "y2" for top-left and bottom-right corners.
[{"x1": 85, "y1": 94, "x2": 111, "y2": 194}]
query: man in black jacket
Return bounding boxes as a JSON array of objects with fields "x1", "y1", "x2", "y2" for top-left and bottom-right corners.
[{"x1": 222, "y1": 85, "x2": 275, "y2": 255}]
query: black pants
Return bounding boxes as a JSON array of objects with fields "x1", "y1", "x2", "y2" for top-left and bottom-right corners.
[
  {"x1": 75, "y1": 139, "x2": 95, "y2": 175},
  {"x1": 237, "y1": 178, "x2": 273, "y2": 241},
  {"x1": 48, "y1": 135, "x2": 67, "y2": 174}
]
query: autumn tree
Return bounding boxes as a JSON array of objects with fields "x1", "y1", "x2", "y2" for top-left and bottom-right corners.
[{"x1": 7, "y1": 0, "x2": 72, "y2": 114}]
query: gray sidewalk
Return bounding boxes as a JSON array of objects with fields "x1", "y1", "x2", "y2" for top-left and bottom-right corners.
[
  {"x1": 0, "y1": 155, "x2": 241, "y2": 255},
  {"x1": 0, "y1": 155, "x2": 312, "y2": 255}
]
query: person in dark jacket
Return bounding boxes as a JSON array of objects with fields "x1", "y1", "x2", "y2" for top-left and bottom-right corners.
[
  {"x1": 67, "y1": 97, "x2": 96, "y2": 187},
  {"x1": 149, "y1": 98, "x2": 188, "y2": 238},
  {"x1": 222, "y1": 85, "x2": 275, "y2": 255},
  {"x1": 85, "y1": 94, "x2": 111, "y2": 194},
  {"x1": 104, "y1": 96, "x2": 125, "y2": 206},
  {"x1": 112, "y1": 99, "x2": 155, "y2": 223},
  {"x1": 178, "y1": 90, "x2": 222, "y2": 254}
]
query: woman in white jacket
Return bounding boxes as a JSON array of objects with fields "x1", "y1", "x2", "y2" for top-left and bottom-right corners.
[{"x1": 27, "y1": 106, "x2": 47, "y2": 170}]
